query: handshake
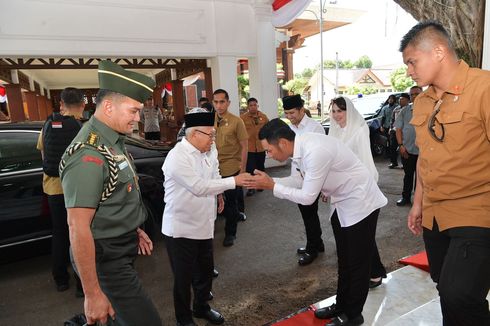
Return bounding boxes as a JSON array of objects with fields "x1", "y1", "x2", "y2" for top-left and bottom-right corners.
[{"x1": 233, "y1": 170, "x2": 274, "y2": 190}]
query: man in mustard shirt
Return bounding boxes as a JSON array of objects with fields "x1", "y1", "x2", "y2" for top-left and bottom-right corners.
[
  {"x1": 37, "y1": 87, "x2": 85, "y2": 295},
  {"x1": 213, "y1": 89, "x2": 248, "y2": 247},
  {"x1": 60, "y1": 61, "x2": 161, "y2": 326},
  {"x1": 241, "y1": 97, "x2": 269, "y2": 197},
  {"x1": 402, "y1": 21, "x2": 490, "y2": 325}
]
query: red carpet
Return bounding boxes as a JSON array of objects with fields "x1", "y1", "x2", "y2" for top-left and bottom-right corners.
[
  {"x1": 398, "y1": 251, "x2": 430, "y2": 272},
  {"x1": 271, "y1": 306, "x2": 329, "y2": 326}
]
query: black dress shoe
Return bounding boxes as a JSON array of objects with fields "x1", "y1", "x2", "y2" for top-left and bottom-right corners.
[
  {"x1": 238, "y1": 212, "x2": 247, "y2": 221},
  {"x1": 213, "y1": 268, "x2": 219, "y2": 278},
  {"x1": 298, "y1": 252, "x2": 318, "y2": 266},
  {"x1": 246, "y1": 189, "x2": 255, "y2": 196},
  {"x1": 396, "y1": 198, "x2": 410, "y2": 206},
  {"x1": 325, "y1": 313, "x2": 364, "y2": 326},
  {"x1": 297, "y1": 244, "x2": 325, "y2": 255},
  {"x1": 369, "y1": 278, "x2": 383, "y2": 289},
  {"x1": 193, "y1": 308, "x2": 224, "y2": 325},
  {"x1": 223, "y1": 235, "x2": 236, "y2": 247},
  {"x1": 314, "y1": 303, "x2": 340, "y2": 319},
  {"x1": 388, "y1": 163, "x2": 398, "y2": 169},
  {"x1": 56, "y1": 282, "x2": 69, "y2": 292},
  {"x1": 207, "y1": 291, "x2": 214, "y2": 301}
]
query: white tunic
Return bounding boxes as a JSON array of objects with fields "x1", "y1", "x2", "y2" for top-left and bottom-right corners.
[
  {"x1": 162, "y1": 138, "x2": 235, "y2": 239},
  {"x1": 273, "y1": 133, "x2": 387, "y2": 227}
]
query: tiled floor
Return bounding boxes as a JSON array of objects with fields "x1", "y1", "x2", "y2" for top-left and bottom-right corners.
[{"x1": 313, "y1": 266, "x2": 490, "y2": 326}]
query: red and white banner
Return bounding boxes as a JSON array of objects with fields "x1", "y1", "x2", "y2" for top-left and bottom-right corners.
[
  {"x1": 0, "y1": 86, "x2": 6, "y2": 103},
  {"x1": 272, "y1": 0, "x2": 312, "y2": 27}
]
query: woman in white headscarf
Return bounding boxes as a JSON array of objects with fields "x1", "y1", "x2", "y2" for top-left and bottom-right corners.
[{"x1": 329, "y1": 96, "x2": 387, "y2": 288}]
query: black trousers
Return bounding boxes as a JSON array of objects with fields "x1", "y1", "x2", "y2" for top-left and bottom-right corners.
[
  {"x1": 246, "y1": 151, "x2": 266, "y2": 174},
  {"x1": 95, "y1": 232, "x2": 162, "y2": 326},
  {"x1": 371, "y1": 242, "x2": 387, "y2": 279},
  {"x1": 165, "y1": 236, "x2": 213, "y2": 324},
  {"x1": 423, "y1": 220, "x2": 490, "y2": 326},
  {"x1": 389, "y1": 130, "x2": 399, "y2": 165},
  {"x1": 222, "y1": 171, "x2": 241, "y2": 236},
  {"x1": 47, "y1": 194, "x2": 70, "y2": 285},
  {"x1": 401, "y1": 153, "x2": 418, "y2": 200},
  {"x1": 298, "y1": 196, "x2": 323, "y2": 253},
  {"x1": 331, "y1": 209, "x2": 379, "y2": 319},
  {"x1": 144, "y1": 131, "x2": 161, "y2": 140}
]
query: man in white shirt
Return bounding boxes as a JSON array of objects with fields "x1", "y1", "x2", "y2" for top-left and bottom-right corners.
[
  {"x1": 246, "y1": 118, "x2": 387, "y2": 326},
  {"x1": 283, "y1": 94, "x2": 325, "y2": 265},
  {"x1": 162, "y1": 111, "x2": 249, "y2": 326}
]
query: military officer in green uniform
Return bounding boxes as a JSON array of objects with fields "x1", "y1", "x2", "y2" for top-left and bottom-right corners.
[{"x1": 60, "y1": 60, "x2": 162, "y2": 326}]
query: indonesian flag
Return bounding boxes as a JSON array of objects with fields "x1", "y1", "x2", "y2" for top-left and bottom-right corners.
[
  {"x1": 272, "y1": 0, "x2": 312, "y2": 27},
  {"x1": 0, "y1": 86, "x2": 6, "y2": 103},
  {"x1": 161, "y1": 82, "x2": 172, "y2": 98}
]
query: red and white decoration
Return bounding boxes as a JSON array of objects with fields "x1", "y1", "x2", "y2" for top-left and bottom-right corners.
[
  {"x1": 272, "y1": 0, "x2": 312, "y2": 27},
  {"x1": 0, "y1": 86, "x2": 6, "y2": 103},
  {"x1": 161, "y1": 82, "x2": 172, "y2": 98}
]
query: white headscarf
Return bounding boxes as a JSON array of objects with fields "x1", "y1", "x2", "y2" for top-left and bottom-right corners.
[{"x1": 329, "y1": 97, "x2": 379, "y2": 182}]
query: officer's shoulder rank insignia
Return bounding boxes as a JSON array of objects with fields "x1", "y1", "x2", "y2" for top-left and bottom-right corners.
[{"x1": 86, "y1": 132, "x2": 99, "y2": 146}]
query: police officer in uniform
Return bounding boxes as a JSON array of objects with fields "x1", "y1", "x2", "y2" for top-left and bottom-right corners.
[
  {"x1": 60, "y1": 61, "x2": 161, "y2": 326},
  {"x1": 37, "y1": 87, "x2": 85, "y2": 295}
]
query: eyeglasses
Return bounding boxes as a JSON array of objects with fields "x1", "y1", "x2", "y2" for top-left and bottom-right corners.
[
  {"x1": 428, "y1": 99, "x2": 445, "y2": 142},
  {"x1": 195, "y1": 129, "x2": 216, "y2": 139}
]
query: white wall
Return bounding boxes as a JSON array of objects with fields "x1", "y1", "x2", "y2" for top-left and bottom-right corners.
[
  {"x1": 482, "y1": 0, "x2": 490, "y2": 69},
  {"x1": 0, "y1": 0, "x2": 259, "y2": 58}
]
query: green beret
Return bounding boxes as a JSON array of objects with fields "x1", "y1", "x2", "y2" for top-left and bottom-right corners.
[{"x1": 98, "y1": 60, "x2": 155, "y2": 104}]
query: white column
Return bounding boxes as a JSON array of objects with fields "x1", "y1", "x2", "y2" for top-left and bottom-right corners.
[
  {"x1": 209, "y1": 56, "x2": 240, "y2": 115},
  {"x1": 482, "y1": 0, "x2": 490, "y2": 69},
  {"x1": 248, "y1": 6, "x2": 278, "y2": 119},
  {"x1": 11, "y1": 70, "x2": 19, "y2": 84}
]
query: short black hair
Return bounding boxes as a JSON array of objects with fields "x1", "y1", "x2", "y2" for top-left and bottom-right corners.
[
  {"x1": 399, "y1": 93, "x2": 410, "y2": 100},
  {"x1": 399, "y1": 21, "x2": 454, "y2": 52},
  {"x1": 247, "y1": 97, "x2": 258, "y2": 104},
  {"x1": 200, "y1": 102, "x2": 214, "y2": 112},
  {"x1": 258, "y1": 118, "x2": 296, "y2": 144},
  {"x1": 213, "y1": 89, "x2": 229, "y2": 100},
  {"x1": 95, "y1": 89, "x2": 123, "y2": 107},
  {"x1": 410, "y1": 85, "x2": 423, "y2": 92},
  {"x1": 198, "y1": 97, "x2": 209, "y2": 103},
  {"x1": 60, "y1": 87, "x2": 84, "y2": 107}
]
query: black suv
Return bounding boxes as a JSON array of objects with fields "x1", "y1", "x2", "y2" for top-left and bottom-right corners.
[{"x1": 0, "y1": 121, "x2": 169, "y2": 249}]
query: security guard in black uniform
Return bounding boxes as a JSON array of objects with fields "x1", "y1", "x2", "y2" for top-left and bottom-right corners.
[
  {"x1": 37, "y1": 87, "x2": 85, "y2": 295},
  {"x1": 60, "y1": 61, "x2": 161, "y2": 326}
]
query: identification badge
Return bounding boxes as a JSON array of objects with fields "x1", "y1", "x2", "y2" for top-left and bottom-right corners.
[{"x1": 118, "y1": 160, "x2": 129, "y2": 170}]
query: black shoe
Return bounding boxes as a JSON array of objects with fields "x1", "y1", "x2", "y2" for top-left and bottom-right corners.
[
  {"x1": 176, "y1": 321, "x2": 197, "y2": 326},
  {"x1": 207, "y1": 291, "x2": 214, "y2": 301},
  {"x1": 314, "y1": 303, "x2": 341, "y2": 319},
  {"x1": 396, "y1": 198, "x2": 410, "y2": 206},
  {"x1": 325, "y1": 313, "x2": 364, "y2": 326},
  {"x1": 238, "y1": 212, "x2": 247, "y2": 221},
  {"x1": 213, "y1": 268, "x2": 219, "y2": 278},
  {"x1": 223, "y1": 235, "x2": 236, "y2": 247},
  {"x1": 257, "y1": 189, "x2": 263, "y2": 192},
  {"x1": 56, "y1": 282, "x2": 69, "y2": 292},
  {"x1": 388, "y1": 163, "x2": 398, "y2": 169},
  {"x1": 193, "y1": 308, "x2": 225, "y2": 325},
  {"x1": 369, "y1": 278, "x2": 383, "y2": 289},
  {"x1": 297, "y1": 243, "x2": 325, "y2": 255},
  {"x1": 246, "y1": 189, "x2": 255, "y2": 196},
  {"x1": 63, "y1": 313, "x2": 87, "y2": 326},
  {"x1": 298, "y1": 252, "x2": 318, "y2": 266}
]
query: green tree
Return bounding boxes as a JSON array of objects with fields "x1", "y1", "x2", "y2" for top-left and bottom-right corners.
[
  {"x1": 390, "y1": 67, "x2": 414, "y2": 92},
  {"x1": 354, "y1": 55, "x2": 373, "y2": 68},
  {"x1": 237, "y1": 74, "x2": 250, "y2": 109},
  {"x1": 294, "y1": 67, "x2": 316, "y2": 79},
  {"x1": 346, "y1": 85, "x2": 378, "y2": 96},
  {"x1": 282, "y1": 78, "x2": 309, "y2": 95}
]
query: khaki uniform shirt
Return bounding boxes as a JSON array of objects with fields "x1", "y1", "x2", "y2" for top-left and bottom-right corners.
[
  {"x1": 214, "y1": 111, "x2": 248, "y2": 176},
  {"x1": 240, "y1": 111, "x2": 269, "y2": 153},
  {"x1": 410, "y1": 60, "x2": 490, "y2": 231},
  {"x1": 60, "y1": 116, "x2": 146, "y2": 239}
]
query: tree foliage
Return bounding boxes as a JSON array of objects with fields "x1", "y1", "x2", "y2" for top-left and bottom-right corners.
[
  {"x1": 390, "y1": 67, "x2": 414, "y2": 92},
  {"x1": 346, "y1": 85, "x2": 378, "y2": 96},
  {"x1": 354, "y1": 55, "x2": 373, "y2": 68},
  {"x1": 282, "y1": 78, "x2": 309, "y2": 95},
  {"x1": 322, "y1": 56, "x2": 372, "y2": 69}
]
